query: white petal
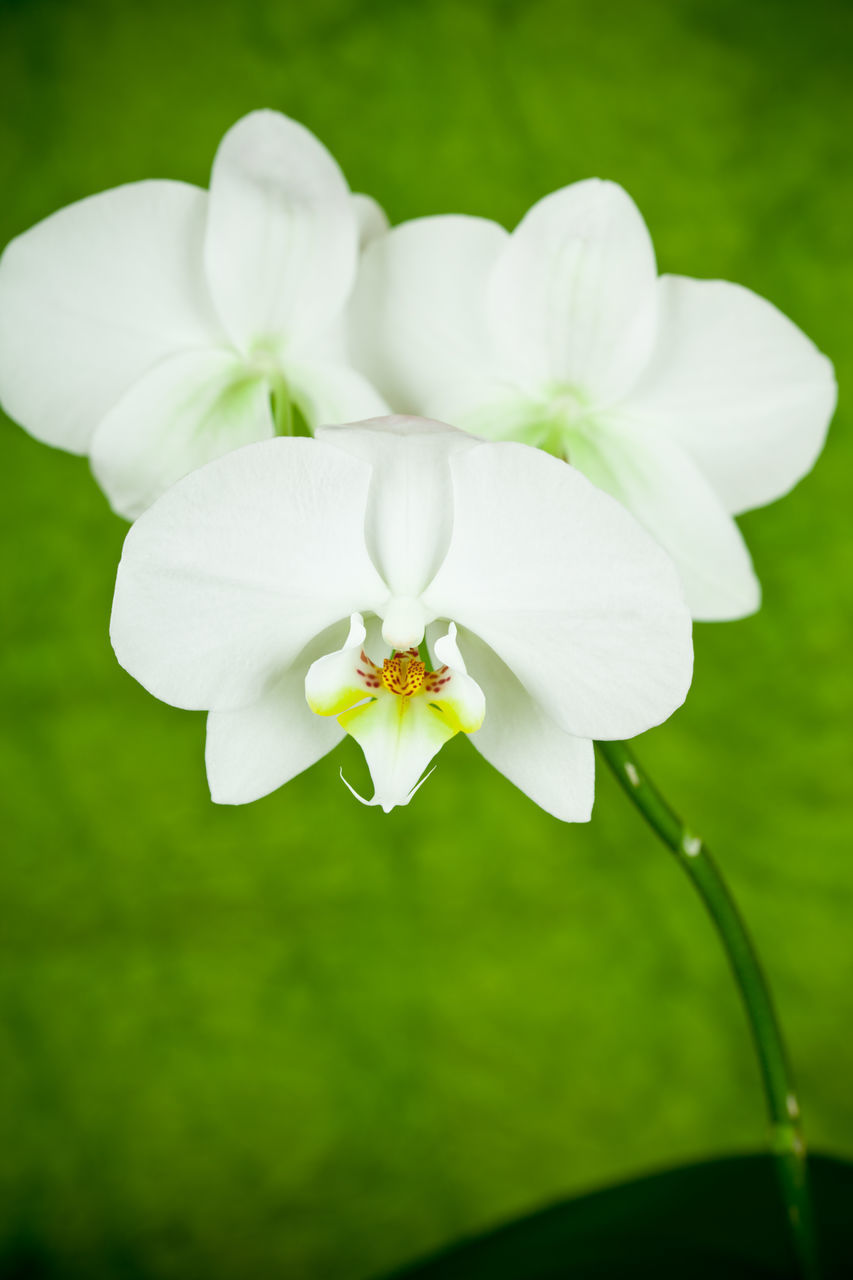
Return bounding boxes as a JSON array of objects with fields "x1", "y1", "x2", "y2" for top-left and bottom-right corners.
[
  {"x1": 422, "y1": 442, "x2": 693, "y2": 741},
  {"x1": 285, "y1": 357, "x2": 390, "y2": 430},
  {"x1": 352, "y1": 193, "x2": 389, "y2": 250},
  {"x1": 348, "y1": 215, "x2": 508, "y2": 412},
  {"x1": 204, "y1": 111, "x2": 357, "y2": 351},
  {"x1": 0, "y1": 181, "x2": 221, "y2": 453},
  {"x1": 568, "y1": 420, "x2": 760, "y2": 621},
  {"x1": 110, "y1": 437, "x2": 388, "y2": 712},
  {"x1": 90, "y1": 348, "x2": 275, "y2": 519},
  {"x1": 456, "y1": 628, "x2": 594, "y2": 822},
  {"x1": 423, "y1": 626, "x2": 485, "y2": 734},
  {"x1": 318, "y1": 415, "x2": 479, "y2": 599},
  {"x1": 206, "y1": 624, "x2": 347, "y2": 805},
  {"x1": 432, "y1": 620, "x2": 467, "y2": 671},
  {"x1": 304, "y1": 614, "x2": 379, "y2": 716},
  {"x1": 488, "y1": 180, "x2": 659, "y2": 401},
  {"x1": 618, "y1": 275, "x2": 837, "y2": 514},
  {"x1": 427, "y1": 377, "x2": 555, "y2": 446}
]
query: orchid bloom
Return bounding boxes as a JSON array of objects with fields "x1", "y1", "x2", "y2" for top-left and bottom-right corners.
[
  {"x1": 349, "y1": 182, "x2": 837, "y2": 620},
  {"x1": 110, "y1": 416, "x2": 693, "y2": 821},
  {"x1": 0, "y1": 110, "x2": 388, "y2": 519}
]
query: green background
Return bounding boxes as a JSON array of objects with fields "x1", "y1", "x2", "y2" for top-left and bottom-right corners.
[{"x1": 1, "y1": 0, "x2": 851, "y2": 1276}]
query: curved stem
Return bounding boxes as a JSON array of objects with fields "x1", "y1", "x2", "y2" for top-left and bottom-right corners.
[{"x1": 596, "y1": 739, "x2": 819, "y2": 1280}]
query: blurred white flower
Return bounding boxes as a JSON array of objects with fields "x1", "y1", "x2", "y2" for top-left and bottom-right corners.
[
  {"x1": 110, "y1": 416, "x2": 693, "y2": 819},
  {"x1": 349, "y1": 181, "x2": 837, "y2": 620},
  {"x1": 0, "y1": 110, "x2": 388, "y2": 518}
]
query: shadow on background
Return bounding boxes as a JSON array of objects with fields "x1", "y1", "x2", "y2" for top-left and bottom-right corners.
[
  {"x1": 5, "y1": 1155, "x2": 849, "y2": 1279},
  {"x1": 388, "y1": 1154, "x2": 853, "y2": 1280}
]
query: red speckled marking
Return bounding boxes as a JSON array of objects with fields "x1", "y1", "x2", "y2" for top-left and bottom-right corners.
[{"x1": 382, "y1": 650, "x2": 426, "y2": 697}]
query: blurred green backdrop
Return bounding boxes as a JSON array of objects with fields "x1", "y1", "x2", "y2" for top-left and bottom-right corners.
[{"x1": 1, "y1": 0, "x2": 851, "y2": 1276}]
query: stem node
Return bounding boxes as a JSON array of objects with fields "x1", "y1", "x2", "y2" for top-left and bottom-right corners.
[{"x1": 597, "y1": 739, "x2": 820, "y2": 1280}]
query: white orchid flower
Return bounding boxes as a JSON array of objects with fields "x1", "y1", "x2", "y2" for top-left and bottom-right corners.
[
  {"x1": 349, "y1": 181, "x2": 837, "y2": 621},
  {"x1": 0, "y1": 110, "x2": 389, "y2": 519},
  {"x1": 110, "y1": 416, "x2": 693, "y2": 821}
]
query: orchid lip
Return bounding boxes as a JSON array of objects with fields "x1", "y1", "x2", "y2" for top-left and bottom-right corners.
[{"x1": 304, "y1": 615, "x2": 486, "y2": 812}]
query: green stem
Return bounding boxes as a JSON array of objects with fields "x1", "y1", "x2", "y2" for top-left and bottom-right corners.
[
  {"x1": 269, "y1": 376, "x2": 312, "y2": 439},
  {"x1": 270, "y1": 377, "x2": 293, "y2": 437},
  {"x1": 596, "y1": 739, "x2": 819, "y2": 1280}
]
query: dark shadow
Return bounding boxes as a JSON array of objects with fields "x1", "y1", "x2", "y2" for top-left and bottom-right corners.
[{"x1": 385, "y1": 1154, "x2": 853, "y2": 1279}]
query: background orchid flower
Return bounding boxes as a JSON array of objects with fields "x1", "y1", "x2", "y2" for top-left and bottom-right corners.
[
  {"x1": 0, "y1": 110, "x2": 389, "y2": 519},
  {"x1": 348, "y1": 181, "x2": 837, "y2": 621},
  {"x1": 110, "y1": 416, "x2": 693, "y2": 821}
]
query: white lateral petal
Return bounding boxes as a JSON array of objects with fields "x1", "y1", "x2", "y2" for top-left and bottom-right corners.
[
  {"x1": 456, "y1": 628, "x2": 595, "y2": 822},
  {"x1": 318, "y1": 415, "x2": 479, "y2": 599},
  {"x1": 352, "y1": 193, "x2": 390, "y2": 250},
  {"x1": 206, "y1": 623, "x2": 348, "y2": 805},
  {"x1": 424, "y1": 627, "x2": 485, "y2": 735},
  {"x1": 111, "y1": 437, "x2": 388, "y2": 712},
  {"x1": 285, "y1": 357, "x2": 390, "y2": 430},
  {"x1": 433, "y1": 621, "x2": 467, "y2": 672},
  {"x1": 204, "y1": 111, "x2": 357, "y2": 351},
  {"x1": 90, "y1": 348, "x2": 275, "y2": 520},
  {"x1": 488, "y1": 180, "x2": 658, "y2": 401},
  {"x1": 348, "y1": 214, "x2": 509, "y2": 412},
  {"x1": 304, "y1": 614, "x2": 377, "y2": 717},
  {"x1": 0, "y1": 180, "x2": 221, "y2": 453},
  {"x1": 619, "y1": 275, "x2": 837, "y2": 514},
  {"x1": 422, "y1": 442, "x2": 693, "y2": 741},
  {"x1": 568, "y1": 420, "x2": 761, "y2": 621}
]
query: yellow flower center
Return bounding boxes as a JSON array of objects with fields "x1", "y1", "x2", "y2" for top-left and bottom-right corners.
[{"x1": 381, "y1": 649, "x2": 426, "y2": 697}]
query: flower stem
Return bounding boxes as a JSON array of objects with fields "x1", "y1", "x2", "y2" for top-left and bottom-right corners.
[
  {"x1": 270, "y1": 377, "x2": 293, "y2": 436},
  {"x1": 596, "y1": 739, "x2": 819, "y2": 1280}
]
